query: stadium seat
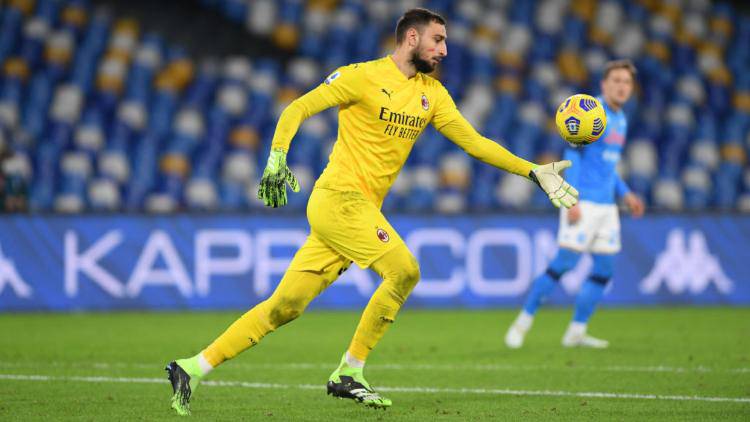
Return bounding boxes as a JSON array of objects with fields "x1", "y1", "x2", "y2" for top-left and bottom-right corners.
[{"x1": 0, "y1": 0, "x2": 747, "y2": 212}]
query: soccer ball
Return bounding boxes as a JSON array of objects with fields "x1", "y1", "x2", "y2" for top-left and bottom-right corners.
[{"x1": 555, "y1": 94, "x2": 607, "y2": 146}]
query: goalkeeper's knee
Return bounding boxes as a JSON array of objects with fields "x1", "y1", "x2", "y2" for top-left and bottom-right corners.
[
  {"x1": 377, "y1": 249, "x2": 420, "y2": 307},
  {"x1": 262, "y1": 269, "x2": 333, "y2": 328},
  {"x1": 383, "y1": 254, "x2": 420, "y2": 306},
  {"x1": 264, "y1": 296, "x2": 305, "y2": 328}
]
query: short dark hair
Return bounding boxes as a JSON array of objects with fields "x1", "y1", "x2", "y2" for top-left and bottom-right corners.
[
  {"x1": 602, "y1": 59, "x2": 637, "y2": 81},
  {"x1": 395, "y1": 8, "x2": 446, "y2": 44}
]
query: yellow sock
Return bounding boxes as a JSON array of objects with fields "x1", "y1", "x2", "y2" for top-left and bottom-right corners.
[
  {"x1": 202, "y1": 301, "x2": 274, "y2": 367},
  {"x1": 348, "y1": 245, "x2": 420, "y2": 362},
  {"x1": 202, "y1": 268, "x2": 337, "y2": 368},
  {"x1": 348, "y1": 302, "x2": 397, "y2": 361}
]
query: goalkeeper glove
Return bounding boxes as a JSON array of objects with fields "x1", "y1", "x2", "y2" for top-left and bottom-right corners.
[
  {"x1": 529, "y1": 160, "x2": 579, "y2": 209},
  {"x1": 257, "y1": 148, "x2": 300, "y2": 208}
]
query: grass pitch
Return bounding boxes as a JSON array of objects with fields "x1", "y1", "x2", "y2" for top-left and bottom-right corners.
[{"x1": 0, "y1": 307, "x2": 748, "y2": 421}]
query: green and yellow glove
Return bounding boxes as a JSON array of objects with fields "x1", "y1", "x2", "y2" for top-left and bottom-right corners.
[
  {"x1": 529, "y1": 160, "x2": 579, "y2": 209},
  {"x1": 257, "y1": 148, "x2": 300, "y2": 208}
]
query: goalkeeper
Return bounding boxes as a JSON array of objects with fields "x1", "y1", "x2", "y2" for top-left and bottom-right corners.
[{"x1": 166, "y1": 7, "x2": 578, "y2": 414}]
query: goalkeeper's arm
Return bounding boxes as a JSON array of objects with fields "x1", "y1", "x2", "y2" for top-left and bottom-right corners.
[
  {"x1": 258, "y1": 65, "x2": 364, "y2": 207},
  {"x1": 435, "y1": 113, "x2": 578, "y2": 208}
]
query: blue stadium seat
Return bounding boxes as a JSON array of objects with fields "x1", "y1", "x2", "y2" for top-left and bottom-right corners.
[{"x1": 1, "y1": 0, "x2": 748, "y2": 212}]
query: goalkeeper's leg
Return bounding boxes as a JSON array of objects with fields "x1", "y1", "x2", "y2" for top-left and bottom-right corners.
[
  {"x1": 505, "y1": 248, "x2": 580, "y2": 348},
  {"x1": 327, "y1": 244, "x2": 420, "y2": 408},
  {"x1": 166, "y1": 255, "x2": 343, "y2": 415}
]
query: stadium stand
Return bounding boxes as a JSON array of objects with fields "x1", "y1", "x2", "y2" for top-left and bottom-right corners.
[{"x1": 0, "y1": 0, "x2": 748, "y2": 213}]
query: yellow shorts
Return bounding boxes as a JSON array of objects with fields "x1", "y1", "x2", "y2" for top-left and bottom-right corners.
[{"x1": 288, "y1": 188, "x2": 405, "y2": 272}]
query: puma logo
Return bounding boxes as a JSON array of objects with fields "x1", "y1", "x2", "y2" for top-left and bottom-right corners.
[{"x1": 380, "y1": 88, "x2": 393, "y2": 100}]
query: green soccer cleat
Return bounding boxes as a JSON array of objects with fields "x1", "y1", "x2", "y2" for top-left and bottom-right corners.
[
  {"x1": 165, "y1": 359, "x2": 202, "y2": 416},
  {"x1": 326, "y1": 355, "x2": 392, "y2": 409}
]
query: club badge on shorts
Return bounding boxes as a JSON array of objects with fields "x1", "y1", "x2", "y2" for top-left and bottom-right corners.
[
  {"x1": 421, "y1": 93, "x2": 429, "y2": 110},
  {"x1": 376, "y1": 228, "x2": 390, "y2": 243}
]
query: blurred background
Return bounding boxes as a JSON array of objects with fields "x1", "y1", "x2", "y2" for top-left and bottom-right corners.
[
  {"x1": 0, "y1": 0, "x2": 748, "y2": 311},
  {"x1": 1, "y1": 4, "x2": 748, "y2": 418},
  {"x1": 0, "y1": 0, "x2": 749, "y2": 214}
]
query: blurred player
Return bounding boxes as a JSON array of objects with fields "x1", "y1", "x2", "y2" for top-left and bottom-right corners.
[
  {"x1": 166, "y1": 8, "x2": 579, "y2": 414},
  {"x1": 505, "y1": 60, "x2": 645, "y2": 349}
]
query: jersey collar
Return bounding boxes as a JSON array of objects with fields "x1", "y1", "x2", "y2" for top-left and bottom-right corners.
[{"x1": 386, "y1": 55, "x2": 415, "y2": 82}]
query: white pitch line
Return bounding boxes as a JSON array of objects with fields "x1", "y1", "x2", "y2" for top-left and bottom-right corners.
[
  {"x1": 0, "y1": 373, "x2": 748, "y2": 404},
  {"x1": 0, "y1": 361, "x2": 747, "y2": 375}
]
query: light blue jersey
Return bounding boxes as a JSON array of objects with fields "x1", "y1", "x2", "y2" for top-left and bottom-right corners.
[
  {"x1": 512, "y1": 96, "x2": 634, "y2": 344},
  {"x1": 562, "y1": 96, "x2": 631, "y2": 204}
]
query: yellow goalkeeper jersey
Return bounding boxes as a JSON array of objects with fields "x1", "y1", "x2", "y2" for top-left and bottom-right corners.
[{"x1": 271, "y1": 56, "x2": 534, "y2": 207}]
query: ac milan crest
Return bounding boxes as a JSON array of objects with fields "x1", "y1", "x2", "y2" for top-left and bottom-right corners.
[
  {"x1": 421, "y1": 94, "x2": 429, "y2": 110},
  {"x1": 376, "y1": 228, "x2": 390, "y2": 243}
]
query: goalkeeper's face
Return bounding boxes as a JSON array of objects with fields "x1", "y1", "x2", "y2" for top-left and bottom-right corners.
[{"x1": 410, "y1": 22, "x2": 447, "y2": 73}]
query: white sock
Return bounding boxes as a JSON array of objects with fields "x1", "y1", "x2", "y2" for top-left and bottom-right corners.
[
  {"x1": 345, "y1": 351, "x2": 365, "y2": 369},
  {"x1": 197, "y1": 353, "x2": 214, "y2": 376},
  {"x1": 566, "y1": 321, "x2": 587, "y2": 337},
  {"x1": 514, "y1": 311, "x2": 534, "y2": 332}
]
